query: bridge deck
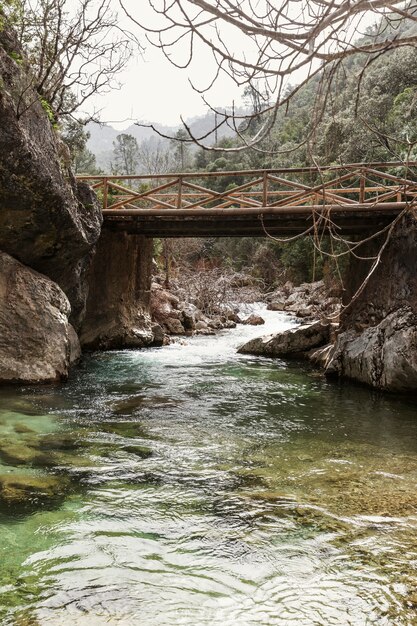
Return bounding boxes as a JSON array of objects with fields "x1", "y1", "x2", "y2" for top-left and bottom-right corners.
[{"x1": 78, "y1": 162, "x2": 417, "y2": 237}]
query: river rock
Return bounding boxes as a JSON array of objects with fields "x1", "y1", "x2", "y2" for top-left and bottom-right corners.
[
  {"x1": 238, "y1": 321, "x2": 330, "y2": 357},
  {"x1": 151, "y1": 322, "x2": 165, "y2": 346},
  {"x1": 0, "y1": 474, "x2": 68, "y2": 510},
  {"x1": 267, "y1": 300, "x2": 286, "y2": 311},
  {"x1": 267, "y1": 280, "x2": 341, "y2": 321},
  {"x1": 195, "y1": 320, "x2": 215, "y2": 335},
  {"x1": 0, "y1": 441, "x2": 52, "y2": 466},
  {"x1": 0, "y1": 24, "x2": 102, "y2": 328},
  {"x1": 208, "y1": 318, "x2": 224, "y2": 330},
  {"x1": 326, "y1": 307, "x2": 417, "y2": 391},
  {"x1": 225, "y1": 310, "x2": 242, "y2": 324},
  {"x1": 0, "y1": 252, "x2": 80, "y2": 383},
  {"x1": 243, "y1": 314, "x2": 265, "y2": 326},
  {"x1": 164, "y1": 317, "x2": 186, "y2": 335}
]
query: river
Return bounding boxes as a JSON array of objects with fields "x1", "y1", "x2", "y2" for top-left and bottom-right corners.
[{"x1": 0, "y1": 308, "x2": 417, "y2": 625}]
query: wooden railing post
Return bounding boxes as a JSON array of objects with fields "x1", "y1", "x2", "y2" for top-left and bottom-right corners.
[
  {"x1": 359, "y1": 169, "x2": 365, "y2": 203},
  {"x1": 177, "y1": 177, "x2": 183, "y2": 210},
  {"x1": 103, "y1": 177, "x2": 108, "y2": 211},
  {"x1": 262, "y1": 170, "x2": 268, "y2": 206}
]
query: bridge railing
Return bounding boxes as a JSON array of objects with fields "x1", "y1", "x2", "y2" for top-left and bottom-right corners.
[{"x1": 77, "y1": 162, "x2": 417, "y2": 215}]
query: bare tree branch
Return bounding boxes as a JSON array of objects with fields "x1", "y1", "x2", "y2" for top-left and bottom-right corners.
[{"x1": 121, "y1": 0, "x2": 417, "y2": 151}]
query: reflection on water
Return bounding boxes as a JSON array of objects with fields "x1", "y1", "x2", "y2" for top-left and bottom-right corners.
[{"x1": 0, "y1": 309, "x2": 417, "y2": 625}]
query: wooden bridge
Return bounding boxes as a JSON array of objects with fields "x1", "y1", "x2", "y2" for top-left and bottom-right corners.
[{"x1": 78, "y1": 162, "x2": 417, "y2": 238}]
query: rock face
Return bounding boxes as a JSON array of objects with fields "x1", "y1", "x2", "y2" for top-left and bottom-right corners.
[
  {"x1": 326, "y1": 213, "x2": 417, "y2": 391},
  {"x1": 0, "y1": 252, "x2": 80, "y2": 383},
  {"x1": 238, "y1": 321, "x2": 330, "y2": 357},
  {"x1": 327, "y1": 307, "x2": 417, "y2": 391},
  {"x1": 0, "y1": 25, "x2": 102, "y2": 328},
  {"x1": 80, "y1": 230, "x2": 154, "y2": 349}
]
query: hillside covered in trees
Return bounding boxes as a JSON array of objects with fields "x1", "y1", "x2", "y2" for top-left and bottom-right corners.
[{"x1": 74, "y1": 14, "x2": 417, "y2": 289}]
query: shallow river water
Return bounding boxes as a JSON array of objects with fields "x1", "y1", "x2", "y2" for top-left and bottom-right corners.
[{"x1": 1, "y1": 309, "x2": 417, "y2": 625}]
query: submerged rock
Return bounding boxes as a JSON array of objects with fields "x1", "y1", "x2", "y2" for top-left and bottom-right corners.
[
  {"x1": 0, "y1": 252, "x2": 80, "y2": 384},
  {"x1": 0, "y1": 441, "x2": 52, "y2": 466},
  {"x1": 121, "y1": 445, "x2": 153, "y2": 459},
  {"x1": 0, "y1": 474, "x2": 68, "y2": 511},
  {"x1": 39, "y1": 433, "x2": 83, "y2": 451},
  {"x1": 14, "y1": 423, "x2": 35, "y2": 434},
  {"x1": 238, "y1": 321, "x2": 330, "y2": 358}
]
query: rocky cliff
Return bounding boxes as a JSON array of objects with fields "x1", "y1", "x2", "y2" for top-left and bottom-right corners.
[
  {"x1": 0, "y1": 21, "x2": 102, "y2": 382},
  {"x1": 325, "y1": 212, "x2": 417, "y2": 391},
  {"x1": 0, "y1": 24, "x2": 102, "y2": 329}
]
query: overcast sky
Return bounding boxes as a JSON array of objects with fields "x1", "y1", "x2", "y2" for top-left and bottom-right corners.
[
  {"x1": 84, "y1": 0, "x2": 243, "y2": 129},
  {"x1": 78, "y1": 0, "x2": 377, "y2": 130}
]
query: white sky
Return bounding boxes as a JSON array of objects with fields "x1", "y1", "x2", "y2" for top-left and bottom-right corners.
[
  {"x1": 83, "y1": 0, "x2": 244, "y2": 128},
  {"x1": 91, "y1": 46, "x2": 243, "y2": 128},
  {"x1": 76, "y1": 0, "x2": 378, "y2": 130}
]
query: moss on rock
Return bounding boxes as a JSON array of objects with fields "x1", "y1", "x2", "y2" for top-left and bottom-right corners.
[{"x1": 0, "y1": 474, "x2": 69, "y2": 511}]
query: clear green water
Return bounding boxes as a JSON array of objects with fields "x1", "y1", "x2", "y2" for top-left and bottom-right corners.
[{"x1": 1, "y1": 310, "x2": 417, "y2": 625}]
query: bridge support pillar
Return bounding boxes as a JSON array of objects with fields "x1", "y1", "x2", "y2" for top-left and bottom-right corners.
[{"x1": 80, "y1": 228, "x2": 154, "y2": 350}]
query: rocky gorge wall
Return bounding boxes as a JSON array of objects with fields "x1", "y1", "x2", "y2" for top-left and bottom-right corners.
[
  {"x1": 0, "y1": 20, "x2": 159, "y2": 383},
  {"x1": 0, "y1": 25, "x2": 103, "y2": 329},
  {"x1": 0, "y1": 22, "x2": 102, "y2": 383},
  {"x1": 240, "y1": 211, "x2": 417, "y2": 393},
  {"x1": 326, "y1": 212, "x2": 417, "y2": 391}
]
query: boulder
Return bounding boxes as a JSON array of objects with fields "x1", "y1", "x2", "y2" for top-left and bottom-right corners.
[
  {"x1": 224, "y1": 309, "x2": 242, "y2": 324},
  {"x1": 195, "y1": 320, "x2": 209, "y2": 331},
  {"x1": 151, "y1": 282, "x2": 185, "y2": 335},
  {"x1": 243, "y1": 314, "x2": 265, "y2": 326},
  {"x1": 267, "y1": 280, "x2": 341, "y2": 321},
  {"x1": 267, "y1": 300, "x2": 286, "y2": 311},
  {"x1": 326, "y1": 307, "x2": 417, "y2": 391},
  {"x1": 0, "y1": 252, "x2": 80, "y2": 383},
  {"x1": 164, "y1": 317, "x2": 186, "y2": 335},
  {"x1": 208, "y1": 318, "x2": 224, "y2": 330},
  {"x1": 151, "y1": 323, "x2": 165, "y2": 346},
  {"x1": 195, "y1": 320, "x2": 215, "y2": 335},
  {"x1": 238, "y1": 321, "x2": 330, "y2": 357},
  {"x1": 0, "y1": 26, "x2": 102, "y2": 327},
  {"x1": 181, "y1": 305, "x2": 196, "y2": 331}
]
